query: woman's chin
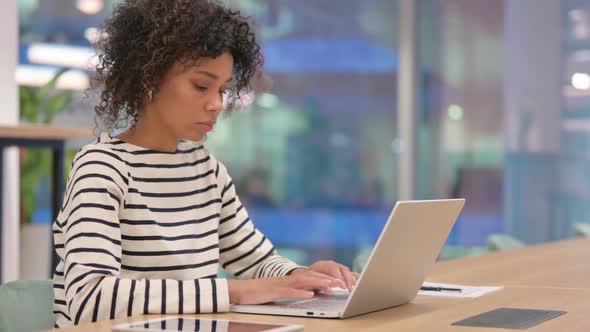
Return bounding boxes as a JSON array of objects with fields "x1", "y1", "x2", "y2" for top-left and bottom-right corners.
[{"x1": 183, "y1": 131, "x2": 206, "y2": 142}]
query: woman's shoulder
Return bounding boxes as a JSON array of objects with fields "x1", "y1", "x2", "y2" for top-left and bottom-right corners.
[
  {"x1": 72, "y1": 134, "x2": 223, "y2": 171},
  {"x1": 179, "y1": 142, "x2": 231, "y2": 179},
  {"x1": 70, "y1": 133, "x2": 130, "y2": 167}
]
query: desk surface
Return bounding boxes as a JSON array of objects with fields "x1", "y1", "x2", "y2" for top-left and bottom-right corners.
[
  {"x1": 429, "y1": 238, "x2": 590, "y2": 289},
  {"x1": 50, "y1": 287, "x2": 590, "y2": 332},
  {"x1": 46, "y1": 239, "x2": 590, "y2": 332},
  {"x1": 0, "y1": 124, "x2": 94, "y2": 141}
]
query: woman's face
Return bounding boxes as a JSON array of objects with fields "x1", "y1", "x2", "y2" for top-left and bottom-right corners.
[{"x1": 149, "y1": 52, "x2": 234, "y2": 142}]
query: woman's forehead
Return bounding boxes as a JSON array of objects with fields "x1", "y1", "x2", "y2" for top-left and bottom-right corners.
[{"x1": 177, "y1": 54, "x2": 234, "y2": 79}]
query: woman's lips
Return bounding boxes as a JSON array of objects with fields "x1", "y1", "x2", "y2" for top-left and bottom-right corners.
[{"x1": 195, "y1": 122, "x2": 214, "y2": 132}]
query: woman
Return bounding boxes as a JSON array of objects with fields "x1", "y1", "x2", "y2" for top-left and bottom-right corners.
[{"x1": 53, "y1": 0, "x2": 358, "y2": 327}]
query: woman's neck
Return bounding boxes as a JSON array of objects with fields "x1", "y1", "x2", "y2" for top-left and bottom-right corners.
[{"x1": 117, "y1": 114, "x2": 179, "y2": 152}]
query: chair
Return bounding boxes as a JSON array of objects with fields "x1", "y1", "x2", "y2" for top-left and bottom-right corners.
[
  {"x1": 487, "y1": 234, "x2": 525, "y2": 252},
  {"x1": 572, "y1": 223, "x2": 590, "y2": 238},
  {"x1": 277, "y1": 248, "x2": 308, "y2": 266},
  {"x1": 0, "y1": 279, "x2": 54, "y2": 332}
]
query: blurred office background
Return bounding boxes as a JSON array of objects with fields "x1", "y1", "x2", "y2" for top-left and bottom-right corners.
[{"x1": 3, "y1": 0, "x2": 590, "y2": 280}]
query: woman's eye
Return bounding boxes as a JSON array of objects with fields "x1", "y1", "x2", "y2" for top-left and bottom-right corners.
[{"x1": 194, "y1": 84, "x2": 207, "y2": 92}]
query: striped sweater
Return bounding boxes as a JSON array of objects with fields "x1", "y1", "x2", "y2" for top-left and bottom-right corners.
[{"x1": 52, "y1": 133, "x2": 301, "y2": 328}]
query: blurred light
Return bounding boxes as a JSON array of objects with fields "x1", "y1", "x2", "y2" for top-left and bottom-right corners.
[
  {"x1": 571, "y1": 50, "x2": 590, "y2": 62},
  {"x1": 563, "y1": 85, "x2": 590, "y2": 97},
  {"x1": 237, "y1": 91, "x2": 255, "y2": 108},
  {"x1": 571, "y1": 73, "x2": 590, "y2": 90},
  {"x1": 16, "y1": 65, "x2": 90, "y2": 90},
  {"x1": 84, "y1": 27, "x2": 100, "y2": 44},
  {"x1": 574, "y1": 25, "x2": 590, "y2": 40},
  {"x1": 28, "y1": 43, "x2": 98, "y2": 70},
  {"x1": 563, "y1": 119, "x2": 590, "y2": 133},
  {"x1": 76, "y1": 0, "x2": 104, "y2": 15},
  {"x1": 448, "y1": 104, "x2": 464, "y2": 121},
  {"x1": 223, "y1": 91, "x2": 255, "y2": 110},
  {"x1": 330, "y1": 133, "x2": 349, "y2": 147},
  {"x1": 391, "y1": 138, "x2": 403, "y2": 154},
  {"x1": 569, "y1": 9, "x2": 585, "y2": 22},
  {"x1": 256, "y1": 93, "x2": 279, "y2": 108},
  {"x1": 569, "y1": 9, "x2": 590, "y2": 39}
]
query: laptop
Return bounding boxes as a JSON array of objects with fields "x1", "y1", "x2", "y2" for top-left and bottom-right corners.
[{"x1": 231, "y1": 199, "x2": 465, "y2": 319}]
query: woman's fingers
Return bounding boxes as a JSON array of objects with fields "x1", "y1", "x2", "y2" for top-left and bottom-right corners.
[
  {"x1": 276, "y1": 262, "x2": 361, "y2": 302},
  {"x1": 289, "y1": 274, "x2": 333, "y2": 290},
  {"x1": 319, "y1": 287, "x2": 334, "y2": 295},
  {"x1": 292, "y1": 269, "x2": 346, "y2": 289},
  {"x1": 338, "y1": 265, "x2": 355, "y2": 291},
  {"x1": 308, "y1": 261, "x2": 358, "y2": 291},
  {"x1": 279, "y1": 288, "x2": 315, "y2": 299},
  {"x1": 316, "y1": 263, "x2": 354, "y2": 291},
  {"x1": 280, "y1": 275, "x2": 335, "y2": 298},
  {"x1": 307, "y1": 270, "x2": 347, "y2": 289},
  {"x1": 272, "y1": 268, "x2": 357, "y2": 302}
]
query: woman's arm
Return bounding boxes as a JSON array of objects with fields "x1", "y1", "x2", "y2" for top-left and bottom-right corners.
[
  {"x1": 215, "y1": 161, "x2": 303, "y2": 279},
  {"x1": 214, "y1": 160, "x2": 359, "y2": 301}
]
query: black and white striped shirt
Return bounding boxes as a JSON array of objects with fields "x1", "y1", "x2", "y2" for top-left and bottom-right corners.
[{"x1": 52, "y1": 133, "x2": 301, "y2": 328}]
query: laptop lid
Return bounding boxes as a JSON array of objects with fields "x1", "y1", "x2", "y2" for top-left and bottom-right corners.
[{"x1": 340, "y1": 199, "x2": 465, "y2": 318}]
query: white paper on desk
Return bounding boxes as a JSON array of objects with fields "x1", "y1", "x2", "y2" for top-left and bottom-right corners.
[{"x1": 419, "y1": 282, "x2": 503, "y2": 298}]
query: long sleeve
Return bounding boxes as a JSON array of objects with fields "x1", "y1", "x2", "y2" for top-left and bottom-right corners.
[
  {"x1": 215, "y1": 161, "x2": 304, "y2": 279},
  {"x1": 54, "y1": 147, "x2": 229, "y2": 327}
]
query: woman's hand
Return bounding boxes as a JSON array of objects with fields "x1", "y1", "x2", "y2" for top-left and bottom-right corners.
[
  {"x1": 289, "y1": 260, "x2": 360, "y2": 292},
  {"x1": 227, "y1": 274, "x2": 343, "y2": 305}
]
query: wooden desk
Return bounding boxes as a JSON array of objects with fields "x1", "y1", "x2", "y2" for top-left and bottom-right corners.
[
  {"x1": 45, "y1": 239, "x2": 590, "y2": 331},
  {"x1": 429, "y1": 238, "x2": 590, "y2": 289},
  {"x1": 49, "y1": 287, "x2": 590, "y2": 332},
  {"x1": 0, "y1": 124, "x2": 93, "y2": 141},
  {"x1": 0, "y1": 124, "x2": 94, "y2": 282}
]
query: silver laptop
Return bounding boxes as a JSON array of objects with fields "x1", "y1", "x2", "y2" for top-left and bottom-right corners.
[{"x1": 231, "y1": 199, "x2": 465, "y2": 319}]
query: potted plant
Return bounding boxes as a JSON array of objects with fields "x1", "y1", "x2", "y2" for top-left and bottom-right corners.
[{"x1": 19, "y1": 69, "x2": 74, "y2": 279}]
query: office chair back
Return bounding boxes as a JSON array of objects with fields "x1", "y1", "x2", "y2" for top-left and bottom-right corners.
[
  {"x1": 573, "y1": 223, "x2": 590, "y2": 238},
  {"x1": 0, "y1": 279, "x2": 54, "y2": 332},
  {"x1": 487, "y1": 234, "x2": 525, "y2": 252}
]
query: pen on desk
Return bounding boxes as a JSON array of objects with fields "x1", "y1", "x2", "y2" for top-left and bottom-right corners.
[{"x1": 420, "y1": 286, "x2": 462, "y2": 292}]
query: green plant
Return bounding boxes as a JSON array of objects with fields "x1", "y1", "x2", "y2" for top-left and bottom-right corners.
[{"x1": 19, "y1": 69, "x2": 73, "y2": 223}]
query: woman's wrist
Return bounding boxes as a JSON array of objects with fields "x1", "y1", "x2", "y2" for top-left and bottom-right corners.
[{"x1": 227, "y1": 279, "x2": 241, "y2": 304}]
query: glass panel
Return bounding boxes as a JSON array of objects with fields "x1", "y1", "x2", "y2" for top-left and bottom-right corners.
[
  {"x1": 208, "y1": 0, "x2": 399, "y2": 267},
  {"x1": 560, "y1": 0, "x2": 590, "y2": 239},
  {"x1": 419, "y1": 0, "x2": 504, "y2": 257},
  {"x1": 422, "y1": 0, "x2": 589, "y2": 258},
  {"x1": 18, "y1": 0, "x2": 400, "y2": 270}
]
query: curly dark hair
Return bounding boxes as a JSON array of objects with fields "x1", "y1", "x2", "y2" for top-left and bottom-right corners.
[{"x1": 94, "y1": 0, "x2": 263, "y2": 130}]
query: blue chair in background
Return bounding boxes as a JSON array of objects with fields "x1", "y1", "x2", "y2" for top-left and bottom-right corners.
[
  {"x1": 0, "y1": 280, "x2": 54, "y2": 332},
  {"x1": 439, "y1": 245, "x2": 487, "y2": 260},
  {"x1": 277, "y1": 248, "x2": 308, "y2": 267},
  {"x1": 487, "y1": 234, "x2": 525, "y2": 252},
  {"x1": 573, "y1": 223, "x2": 590, "y2": 238}
]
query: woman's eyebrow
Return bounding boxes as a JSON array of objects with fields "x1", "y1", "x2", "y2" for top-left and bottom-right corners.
[
  {"x1": 194, "y1": 70, "x2": 218, "y2": 79},
  {"x1": 193, "y1": 70, "x2": 232, "y2": 83}
]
